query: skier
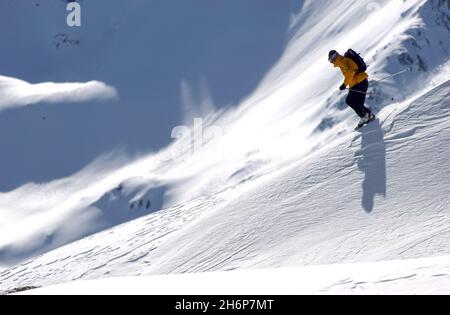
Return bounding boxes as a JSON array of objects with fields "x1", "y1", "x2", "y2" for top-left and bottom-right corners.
[{"x1": 328, "y1": 49, "x2": 375, "y2": 129}]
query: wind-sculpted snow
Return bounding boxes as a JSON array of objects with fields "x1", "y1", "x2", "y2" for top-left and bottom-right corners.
[{"x1": 0, "y1": 76, "x2": 117, "y2": 112}]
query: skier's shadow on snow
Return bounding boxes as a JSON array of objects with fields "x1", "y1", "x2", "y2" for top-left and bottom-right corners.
[{"x1": 354, "y1": 119, "x2": 386, "y2": 213}]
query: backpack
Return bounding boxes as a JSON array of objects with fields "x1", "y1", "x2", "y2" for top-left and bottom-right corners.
[{"x1": 344, "y1": 49, "x2": 367, "y2": 73}]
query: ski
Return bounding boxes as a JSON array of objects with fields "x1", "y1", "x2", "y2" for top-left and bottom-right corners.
[{"x1": 354, "y1": 115, "x2": 376, "y2": 131}]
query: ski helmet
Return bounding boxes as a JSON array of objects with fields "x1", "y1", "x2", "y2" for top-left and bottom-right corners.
[{"x1": 328, "y1": 50, "x2": 338, "y2": 62}]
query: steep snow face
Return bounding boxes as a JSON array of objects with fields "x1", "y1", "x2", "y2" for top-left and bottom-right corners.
[
  {"x1": 368, "y1": 0, "x2": 450, "y2": 103},
  {"x1": 0, "y1": 0, "x2": 449, "y2": 268},
  {"x1": 1, "y1": 79, "x2": 449, "y2": 290}
]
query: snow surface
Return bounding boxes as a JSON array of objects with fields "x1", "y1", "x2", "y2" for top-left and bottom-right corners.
[
  {"x1": 16, "y1": 255, "x2": 450, "y2": 295},
  {"x1": 1, "y1": 79, "x2": 449, "y2": 293},
  {"x1": 0, "y1": 0, "x2": 449, "y2": 293}
]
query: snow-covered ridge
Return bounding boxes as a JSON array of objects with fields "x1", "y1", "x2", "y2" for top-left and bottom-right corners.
[{"x1": 366, "y1": 0, "x2": 450, "y2": 104}]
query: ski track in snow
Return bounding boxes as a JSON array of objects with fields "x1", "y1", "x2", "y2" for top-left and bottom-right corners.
[{"x1": 0, "y1": 194, "x2": 228, "y2": 286}]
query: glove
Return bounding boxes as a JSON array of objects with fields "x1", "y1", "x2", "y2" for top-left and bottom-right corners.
[{"x1": 339, "y1": 84, "x2": 346, "y2": 91}]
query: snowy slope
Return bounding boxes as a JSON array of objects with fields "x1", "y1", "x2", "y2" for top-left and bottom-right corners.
[
  {"x1": 1, "y1": 79, "x2": 449, "y2": 291},
  {"x1": 0, "y1": 0, "x2": 449, "y2": 292},
  {"x1": 14, "y1": 255, "x2": 450, "y2": 295},
  {"x1": 0, "y1": 0, "x2": 298, "y2": 264}
]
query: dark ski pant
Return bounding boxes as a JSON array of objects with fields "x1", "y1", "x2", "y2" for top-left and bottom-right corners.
[{"x1": 346, "y1": 79, "x2": 371, "y2": 118}]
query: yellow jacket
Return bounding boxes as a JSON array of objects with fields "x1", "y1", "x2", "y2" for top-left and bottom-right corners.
[{"x1": 333, "y1": 55, "x2": 368, "y2": 88}]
